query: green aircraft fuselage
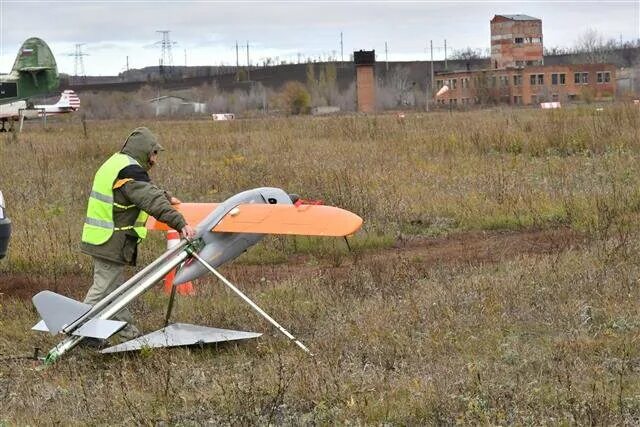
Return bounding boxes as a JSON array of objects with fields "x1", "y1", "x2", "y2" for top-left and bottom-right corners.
[{"x1": 0, "y1": 37, "x2": 59, "y2": 105}]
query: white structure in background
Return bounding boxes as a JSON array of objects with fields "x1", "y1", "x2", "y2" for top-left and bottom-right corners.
[
  {"x1": 540, "y1": 102, "x2": 561, "y2": 109},
  {"x1": 212, "y1": 113, "x2": 235, "y2": 121},
  {"x1": 435, "y1": 85, "x2": 450, "y2": 97},
  {"x1": 148, "y1": 96, "x2": 207, "y2": 116},
  {"x1": 311, "y1": 106, "x2": 340, "y2": 116}
]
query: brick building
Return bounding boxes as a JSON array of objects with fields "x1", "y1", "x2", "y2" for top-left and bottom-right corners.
[
  {"x1": 490, "y1": 14, "x2": 543, "y2": 69},
  {"x1": 354, "y1": 50, "x2": 376, "y2": 113},
  {"x1": 436, "y1": 14, "x2": 616, "y2": 106}
]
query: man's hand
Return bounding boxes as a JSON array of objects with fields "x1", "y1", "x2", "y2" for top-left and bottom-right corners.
[
  {"x1": 181, "y1": 225, "x2": 196, "y2": 239},
  {"x1": 170, "y1": 196, "x2": 182, "y2": 205}
]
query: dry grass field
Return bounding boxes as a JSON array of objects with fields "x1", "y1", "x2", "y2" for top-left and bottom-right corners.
[{"x1": 1, "y1": 105, "x2": 640, "y2": 424}]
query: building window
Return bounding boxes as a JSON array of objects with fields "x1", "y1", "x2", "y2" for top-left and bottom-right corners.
[
  {"x1": 515, "y1": 60, "x2": 525, "y2": 67},
  {"x1": 513, "y1": 95, "x2": 522, "y2": 105},
  {"x1": 499, "y1": 75, "x2": 509, "y2": 87},
  {"x1": 597, "y1": 71, "x2": 611, "y2": 83},
  {"x1": 525, "y1": 37, "x2": 542, "y2": 43},
  {"x1": 530, "y1": 74, "x2": 544, "y2": 85},
  {"x1": 551, "y1": 73, "x2": 565, "y2": 85},
  {"x1": 513, "y1": 75, "x2": 522, "y2": 86},
  {"x1": 461, "y1": 77, "x2": 469, "y2": 89},
  {"x1": 574, "y1": 72, "x2": 588, "y2": 84},
  {"x1": 515, "y1": 37, "x2": 524, "y2": 44},
  {"x1": 552, "y1": 93, "x2": 559, "y2": 101},
  {"x1": 491, "y1": 76, "x2": 497, "y2": 87},
  {"x1": 526, "y1": 60, "x2": 543, "y2": 66},
  {"x1": 451, "y1": 79, "x2": 457, "y2": 89},
  {"x1": 436, "y1": 79, "x2": 443, "y2": 88}
]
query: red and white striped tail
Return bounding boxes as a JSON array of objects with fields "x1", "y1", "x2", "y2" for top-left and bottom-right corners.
[{"x1": 61, "y1": 90, "x2": 81, "y2": 110}]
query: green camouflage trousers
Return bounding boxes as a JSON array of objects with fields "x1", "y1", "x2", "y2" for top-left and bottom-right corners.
[{"x1": 84, "y1": 257, "x2": 141, "y2": 340}]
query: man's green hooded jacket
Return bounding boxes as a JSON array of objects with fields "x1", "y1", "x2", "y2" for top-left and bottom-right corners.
[{"x1": 81, "y1": 127, "x2": 187, "y2": 265}]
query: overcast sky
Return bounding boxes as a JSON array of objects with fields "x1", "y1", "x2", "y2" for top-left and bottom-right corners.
[{"x1": 0, "y1": 1, "x2": 638, "y2": 76}]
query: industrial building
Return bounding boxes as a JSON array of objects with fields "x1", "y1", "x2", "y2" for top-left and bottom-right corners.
[
  {"x1": 436, "y1": 14, "x2": 616, "y2": 106},
  {"x1": 148, "y1": 95, "x2": 207, "y2": 116}
]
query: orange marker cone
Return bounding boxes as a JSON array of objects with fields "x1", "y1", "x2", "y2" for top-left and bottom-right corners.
[{"x1": 163, "y1": 230, "x2": 195, "y2": 295}]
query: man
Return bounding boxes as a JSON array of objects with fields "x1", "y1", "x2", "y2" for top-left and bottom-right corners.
[{"x1": 81, "y1": 127, "x2": 196, "y2": 341}]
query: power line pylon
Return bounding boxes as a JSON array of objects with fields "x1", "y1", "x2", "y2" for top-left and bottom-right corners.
[
  {"x1": 155, "y1": 30, "x2": 177, "y2": 68},
  {"x1": 67, "y1": 43, "x2": 88, "y2": 77}
]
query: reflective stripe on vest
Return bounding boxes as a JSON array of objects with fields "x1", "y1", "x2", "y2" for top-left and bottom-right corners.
[{"x1": 81, "y1": 153, "x2": 149, "y2": 245}]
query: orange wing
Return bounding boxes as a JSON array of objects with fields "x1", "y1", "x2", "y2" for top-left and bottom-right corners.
[
  {"x1": 146, "y1": 203, "x2": 218, "y2": 231},
  {"x1": 213, "y1": 204, "x2": 363, "y2": 236},
  {"x1": 147, "y1": 203, "x2": 363, "y2": 236}
]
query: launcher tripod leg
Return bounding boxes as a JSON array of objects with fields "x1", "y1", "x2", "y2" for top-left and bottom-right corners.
[
  {"x1": 190, "y1": 252, "x2": 314, "y2": 356},
  {"x1": 164, "y1": 283, "x2": 178, "y2": 327}
]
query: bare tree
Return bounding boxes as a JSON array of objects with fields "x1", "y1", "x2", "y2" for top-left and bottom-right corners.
[
  {"x1": 450, "y1": 47, "x2": 486, "y2": 61},
  {"x1": 574, "y1": 28, "x2": 611, "y2": 63}
]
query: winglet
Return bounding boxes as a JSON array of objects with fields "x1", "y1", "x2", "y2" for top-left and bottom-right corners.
[{"x1": 32, "y1": 291, "x2": 91, "y2": 335}]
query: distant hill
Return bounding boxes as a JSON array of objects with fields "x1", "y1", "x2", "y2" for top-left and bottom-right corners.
[{"x1": 63, "y1": 47, "x2": 640, "y2": 95}]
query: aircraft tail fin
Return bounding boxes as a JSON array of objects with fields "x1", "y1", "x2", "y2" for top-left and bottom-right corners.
[
  {"x1": 32, "y1": 291, "x2": 91, "y2": 335},
  {"x1": 10, "y1": 38, "x2": 59, "y2": 94},
  {"x1": 57, "y1": 90, "x2": 80, "y2": 111},
  {"x1": 11, "y1": 38, "x2": 58, "y2": 74}
]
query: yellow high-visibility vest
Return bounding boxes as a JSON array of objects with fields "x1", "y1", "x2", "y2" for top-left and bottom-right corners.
[{"x1": 81, "y1": 153, "x2": 149, "y2": 245}]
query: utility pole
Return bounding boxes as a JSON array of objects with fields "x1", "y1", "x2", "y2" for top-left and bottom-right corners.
[
  {"x1": 430, "y1": 40, "x2": 434, "y2": 92},
  {"x1": 184, "y1": 49, "x2": 187, "y2": 67},
  {"x1": 235, "y1": 41, "x2": 240, "y2": 81},
  {"x1": 385, "y1": 41, "x2": 389, "y2": 72},
  {"x1": 444, "y1": 39, "x2": 447, "y2": 71},
  {"x1": 126, "y1": 55, "x2": 129, "y2": 72},
  {"x1": 340, "y1": 31, "x2": 344, "y2": 63},
  {"x1": 246, "y1": 40, "x2": 250, "y2": 81},
  {"x1": 426, "y1": 40, "x2": 434, "y2": 112}
]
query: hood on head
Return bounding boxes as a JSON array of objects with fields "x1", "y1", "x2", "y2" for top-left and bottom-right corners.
[{"x1": 120, "y1": 127, "x2": 164, "y2": 170}]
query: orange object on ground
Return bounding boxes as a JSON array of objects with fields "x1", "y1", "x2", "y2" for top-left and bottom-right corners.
[{"x1": 163, "y1": 230, "x2": 195, "y2": 295}]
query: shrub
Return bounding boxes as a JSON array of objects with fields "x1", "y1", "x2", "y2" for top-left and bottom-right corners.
[{"x1": 279, "y1": 81, "x2": 311, "y2": 115}]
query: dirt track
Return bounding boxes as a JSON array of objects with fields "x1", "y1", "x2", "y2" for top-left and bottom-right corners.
[{"x1": 0, "y1": 228, "x2": 585, "y2": 301}]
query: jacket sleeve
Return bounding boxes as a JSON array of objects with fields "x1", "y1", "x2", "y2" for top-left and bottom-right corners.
[{"x1": 120, "y1": 180, "x2": 187, "y2": 231}]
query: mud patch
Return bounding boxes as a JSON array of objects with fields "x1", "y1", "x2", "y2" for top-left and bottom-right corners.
[
  {"x1": 1, "y1": 228, "x2": 586, "y2": 299},
  {"x1": 0, "y1": 274, "x2": 87, "y2": 301},
  {"x1": 221, "y1": 228, "x2": 586, "y2": 286}
]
